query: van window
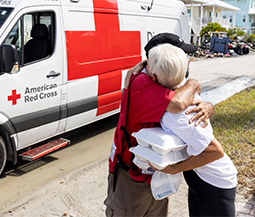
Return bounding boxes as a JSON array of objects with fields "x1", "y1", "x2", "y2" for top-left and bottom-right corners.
[
  {"x1": 3, "y1": 11, "x2": 55, "y2": 66},
  {"x1": 24, "y1": 14, "x2": 33, "y2": 44},
  {"x1": 4, "y1": 20, "x2": 22, "y2": 60}
]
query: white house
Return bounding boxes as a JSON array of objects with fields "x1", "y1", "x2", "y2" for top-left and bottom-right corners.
[{"x1": 183, "y1": 0, "x2": 240, "y2": 44}]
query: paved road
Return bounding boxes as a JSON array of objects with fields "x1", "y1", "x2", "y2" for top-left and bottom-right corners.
[
  {"x1": 0, "y1": 54, "x2": 255, "y2": 216},
  {"x1": 189, "y1": 53, "x2": 255, "y2": 92}
]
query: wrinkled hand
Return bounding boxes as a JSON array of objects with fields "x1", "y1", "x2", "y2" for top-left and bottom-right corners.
[
  {"x1": 124, "y1": 60, "x2": 147, "y2": 89},
  {"x1": 149, "y1": 163, "x2": 180, "y2": 174},
  {"x1": 185, "y1": 100, "x2": 214, "y2": 128}
]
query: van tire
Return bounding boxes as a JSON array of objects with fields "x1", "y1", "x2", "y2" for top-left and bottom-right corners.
[{"x1": 0, "y1": 136, "x2": 7, "y2": 176}]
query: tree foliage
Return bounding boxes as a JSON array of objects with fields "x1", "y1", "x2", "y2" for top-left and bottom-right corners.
[
  {"x1": 226, "y1": 28, "x2": 236, "y2": 38},
  {"x1": 200, "y1": 23, "x2": 227, "y2": 38},
  {"x1": 227, "y1": 27, "x2": 246, "y2": 39},
  {"x1": 236, "y1": 28, "x2": 246, "y2": 37},
  {"x1": 245, "y1": 34, "x2": 255, "y2": 43}
]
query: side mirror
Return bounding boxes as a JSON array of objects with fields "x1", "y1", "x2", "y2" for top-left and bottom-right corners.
[{"x1": 0, "y1": 44, "x2": 19, "y2": 74}]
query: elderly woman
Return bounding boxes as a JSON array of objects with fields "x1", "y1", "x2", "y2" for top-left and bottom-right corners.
[{"x1": 147, "y1": 43, "x2": 237, "y2": 217}]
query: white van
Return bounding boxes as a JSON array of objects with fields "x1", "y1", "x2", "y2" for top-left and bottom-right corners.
[{"x1": 0, "y1": 0, "x2": 189, "y2": 175}]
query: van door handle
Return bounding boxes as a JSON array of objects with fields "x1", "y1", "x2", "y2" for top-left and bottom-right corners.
[
  {"x1": 47, "y1": 71, "x2": 60, "y2": 78},
  {"x1": 141, "y1": 5, "x2": 152, "y2": 11}
]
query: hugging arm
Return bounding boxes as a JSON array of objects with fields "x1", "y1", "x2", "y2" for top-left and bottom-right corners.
[
  {"x1": 151, "y1": 138, "x2": 224, "y2": 174},
  {"x1": 166, "y1": 79, "x2": 200, "y2": 113},
  {"x1": 124, "y1": 60, "x2": 147, "y2": 89},
  {"x1": 125, "y1": 61, "x2": 214, "y2": 127},
  {"x1": 167, "y1": 79, "x2": 214, "y2": 127}
]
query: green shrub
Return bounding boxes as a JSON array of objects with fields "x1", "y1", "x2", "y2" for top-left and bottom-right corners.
[
  {"x1": 200, "y1": 22, "x2": 226, "y2": 38},
  {"x1": 246, "y1": 34, "x2": 255, "y2": 43},
  {"x1": 227, "y1": 28, "x2": 237, "y2": 38}
]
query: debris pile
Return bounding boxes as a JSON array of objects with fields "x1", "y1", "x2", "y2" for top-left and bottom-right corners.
[{"x1": 190, "y1": 40, "x2": 255, "y2": 59}]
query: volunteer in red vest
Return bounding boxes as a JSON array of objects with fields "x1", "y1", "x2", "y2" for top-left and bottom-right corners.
[{"x1": 104, "y1": 33, "x2": 215, "y2": 217}]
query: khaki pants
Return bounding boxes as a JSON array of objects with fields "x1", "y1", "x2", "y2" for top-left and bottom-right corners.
[{"x1": 104, "y1": 168, "x2": 169, "y2": 217}]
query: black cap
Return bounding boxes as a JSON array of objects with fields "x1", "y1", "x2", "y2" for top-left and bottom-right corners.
[{"x1": 144, "y1": 33, "x2": 198, "y2": 57}]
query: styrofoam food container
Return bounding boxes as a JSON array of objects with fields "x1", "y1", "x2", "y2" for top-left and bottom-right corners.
[
  {"x1": 132, "y1": 127, "x2": 187, "y2": 155},
  {"x1": 130, "y1": 145, "x2": 188, "y2": 170}
]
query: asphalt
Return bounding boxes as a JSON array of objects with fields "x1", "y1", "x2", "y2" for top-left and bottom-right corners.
[{"x1": 0, "y1": 158, "x2": 254, "y2": 217}]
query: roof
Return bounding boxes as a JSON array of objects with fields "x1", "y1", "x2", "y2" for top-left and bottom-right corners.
[
  {"x1": 179, "y1": 0, "x2": 210, "y2": 4},
  {"x1": 248, "y1": 8, "x2": 255, "y2": 15},
  {"x1": 185, "y1": 0, "x2": 240, "y2": 11},
  {"x1": 204, "y1": 0, "x2": 241, "y2": 11}
]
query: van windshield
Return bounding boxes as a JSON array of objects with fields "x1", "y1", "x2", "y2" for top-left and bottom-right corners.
[{"x1": 0, "y1": 7, "x2": 13, "y2": 28}]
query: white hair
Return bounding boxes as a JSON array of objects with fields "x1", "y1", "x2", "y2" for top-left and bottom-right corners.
[{"x1": 147, "y1": 43, "x2": 188, "y2": 89}]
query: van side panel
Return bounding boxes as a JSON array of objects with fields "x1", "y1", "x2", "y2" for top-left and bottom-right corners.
[
  {"x1": 118, "y1": 0, "x2": 188, "y2": 58},
  {"x1": 62, "y1": 0, "x2": 142, "y2": 132},
  {"x1": 65, "y1": 0, "x2": 141, "y2": 81},
  {"x1": 0, "y1": 6, "x2": 65, "y2": 149},
  {"x1": 97, "y1": 70, "x2": 122, "y2": 116}
]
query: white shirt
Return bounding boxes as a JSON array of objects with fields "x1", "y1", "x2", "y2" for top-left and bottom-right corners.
[{"x1": 160, "y1": 92, "x2": 237, "y2": 189}]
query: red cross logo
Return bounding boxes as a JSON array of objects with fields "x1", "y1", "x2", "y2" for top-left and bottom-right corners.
[
  {"x1": 65, "y1": 0, "x2": 141, "y2": 116},
  {"x1": 8, "y1": 89, "x2": 21, "y2": 105},
  {"x1": 65, "y1": 0, "x2": 141, "y2": 81}
]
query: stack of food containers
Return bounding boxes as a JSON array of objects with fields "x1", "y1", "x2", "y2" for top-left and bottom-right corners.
[{"x1": 130, "y1": 127, "x2": 188, "y2": 170}]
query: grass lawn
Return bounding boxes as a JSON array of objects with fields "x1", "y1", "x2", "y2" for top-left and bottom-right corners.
[{"x1": 211, "y1": 85, "x2": 255, "y2": 199}]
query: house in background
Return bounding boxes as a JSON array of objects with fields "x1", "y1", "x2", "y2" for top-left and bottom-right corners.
[
  {"x1": 181, "y1": 0, "x2": 209, "y2": 44},
  {"x1": 183, "y1": 0, "x2": 240, "y2": 44},
  {"x1": 221, "y1": 0, "x2": 255, "y2": 34}
]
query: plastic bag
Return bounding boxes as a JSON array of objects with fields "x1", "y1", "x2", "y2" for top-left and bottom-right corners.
[{"x1": 150, "y1": 171, "x2": 182, "y2": 200}]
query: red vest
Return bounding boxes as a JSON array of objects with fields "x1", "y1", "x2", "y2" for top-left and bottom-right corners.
[
  {"x1": 109, "y1": 73, "x2": 152, "y2": 183},
  {"x1": 108, "y1": 72, "x2": 174, "y2": 188}
]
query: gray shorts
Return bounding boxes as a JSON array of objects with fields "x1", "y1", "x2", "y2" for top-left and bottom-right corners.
[{"x1": 104, "y1": 168, "x2": 169, "y2": 217}]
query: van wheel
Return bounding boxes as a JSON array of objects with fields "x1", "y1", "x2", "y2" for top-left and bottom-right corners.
[{"x1": 0, "y1": 136, "x2": 7, "y2": 176}]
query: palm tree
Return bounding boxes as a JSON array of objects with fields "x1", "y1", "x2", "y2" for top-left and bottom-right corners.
[
  {"x1": 226, "y1": 28, "x2": 236, "y2": 38},
  {"x1": 227, "y1": 28, "x2": 246, "y2": 39}
]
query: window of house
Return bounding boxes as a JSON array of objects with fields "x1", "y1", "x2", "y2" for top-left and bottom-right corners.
[
  {"x1": 249, "y1": 16, "x2": 252, "y2": 22},
  {"x1": 199, "y1": 9, "x2": 201, "y2": 17},
  {"x1": 242, "y1": 15, "x2": 246, "y2": 22},
  {"x1": 187, "y1": 9, "x2": 191, "y2": 14},
  {"x1": 230, "y1": 15, "x2": 233, "y2": 23},
  {"x1": 251, "y1": 2, "x2": 253, "y2": 8},
  {"x1": 209, "y1": 11, "x2": 212, "y2": 17},
  {"x1": 216, "y1": 12, "x2": 219, "y2": 17}
]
